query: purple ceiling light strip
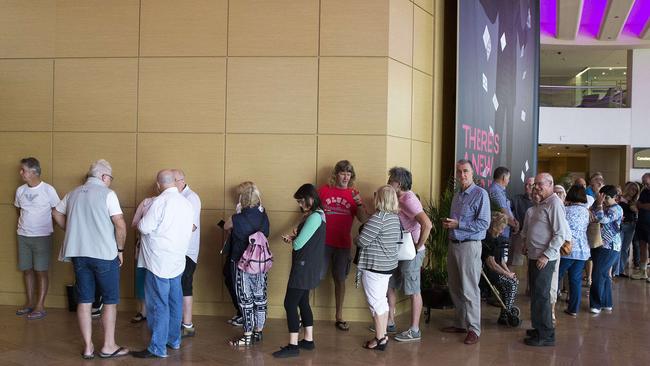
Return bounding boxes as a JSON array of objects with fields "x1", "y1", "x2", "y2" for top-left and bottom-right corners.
[
  {"x1": 540, "y1": 0, "x2": 558, "y2": 37},
  {"x1": 579, "y1": 0, "x2": 610, "y2": 38},
  {"x1": 623, "y1": 0, "x2": 650, "y2": 37}
]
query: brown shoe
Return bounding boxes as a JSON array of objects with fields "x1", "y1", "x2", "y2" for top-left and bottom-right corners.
[
  {"x1": 441, "y1": 326, "x2": 467, "y2": 333},
  {"x1": 464, "y1": 331, "x2": 479, "y2": 345}
]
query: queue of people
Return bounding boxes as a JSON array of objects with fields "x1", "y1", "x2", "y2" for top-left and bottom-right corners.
[{"x1": 12, "y1": 155, "x2": 650, "y2": 358}]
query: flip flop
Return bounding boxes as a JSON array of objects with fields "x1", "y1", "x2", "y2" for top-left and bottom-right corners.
[
  {"x1": 98, "y1": 346, "x2": 129, "y2": 358},
  {"x1": 81, "y1": 351, "x2": 95, "y2": 360},
  {"x1": 16, "y1": 307, "x2": 33, "y2": 316},
  {"x1": 335, "y1": 321, "x2": 350, "y2": 331},
  {"x1": 27, "y1": 311, "x2": 47, "y2": 320}
]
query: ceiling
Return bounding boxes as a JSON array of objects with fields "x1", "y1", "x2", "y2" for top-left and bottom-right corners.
[
  {"x1": 538, "y1": 144, "x2": 623, "y2": 158},
  {"x1": 541, "y1": 0, "x2": 650, "y2": 47},
  {"x1": 540, "y1": 47, "x2": 628, "y2": 76}
]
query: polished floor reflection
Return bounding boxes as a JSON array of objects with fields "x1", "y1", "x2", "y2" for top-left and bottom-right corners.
[{"x1": 2, "y1": 277, "x2": 649, "y2": 365}]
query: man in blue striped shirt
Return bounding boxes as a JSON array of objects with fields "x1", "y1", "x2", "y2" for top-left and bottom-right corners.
[{"x1": 441, "y1": 159, "x2": 490, "y2": 345}]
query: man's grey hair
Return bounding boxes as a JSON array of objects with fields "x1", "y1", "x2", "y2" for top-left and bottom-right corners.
[
  {"x1": 456, "y1": 159, "x2": 474, "y2": 171},
  {"x1": 88, "y1": 159, "x2": 112, "y2": 179},
  {"x1": 172, "y1": 169, "x2": 185, "y2": 180},
  {"x1": 538, "y1": 172, "x2": 554, "y2": 186},
  {"x1": 388, "y1": 166, "x2": 412, "y2": 191},
  {"x1": 20, "y1": 157, "x2": 41, "y2": 176}
]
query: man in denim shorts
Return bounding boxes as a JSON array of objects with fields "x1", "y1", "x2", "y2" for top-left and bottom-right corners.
[
  {"x1": 14, "y1": 157, "x2": 60, "y2": 320},
  {"x1": 53, "y1": 159, "x2": 129, "y2": 359}
]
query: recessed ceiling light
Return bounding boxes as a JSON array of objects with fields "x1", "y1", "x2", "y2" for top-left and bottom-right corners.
[{"x1": 608, "y1": 68, "x2": 613, "y2": 70}]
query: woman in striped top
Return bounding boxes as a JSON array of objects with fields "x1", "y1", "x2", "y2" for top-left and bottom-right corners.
[{"x1": 356, "y1": 185, "x2": 402, "y2": 351}]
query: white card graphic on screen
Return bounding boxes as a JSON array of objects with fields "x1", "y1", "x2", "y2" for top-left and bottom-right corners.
[
  {"x1": 520, "y1": 45, "x2": 525, "y2": 58},
  {"x1": 483, "y1": 26, "x2": 492, "y2": 60},
  {"x1": 521, "y1": 110, "x2": 526, "y2": 122},
  {"x1": 522, "y1": 71, "x2": 527, "y2": 80},
  {"x1": 492, "y1": 94, "x2": 499, "y2": 111},
  {"x1": 525, "y1": 160, "x2": 529, "y2": 172},
  {"x1": 482, "y1": 73, "x2": 488, "y2": 92},
  {"x1": 489, "y1": 125, "x2": 494, "y2": 135},
  {"x1": 521, "y1": 171, "x2": 525, "y2": 183},
  {"x1": 527, "y1": 9, "x2": 532, "y2": 29},
  {"x1": 500, "y1": 33, "x2": 507, "y2": 51}
]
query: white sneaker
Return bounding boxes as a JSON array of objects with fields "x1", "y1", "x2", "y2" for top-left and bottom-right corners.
[
  {"x1": 630, "y1": 269, "x2": 648, "y2": 280},
  {"x1": 602, "y1": 307, "x2": 613, "y2": 312},
  {"x1": 646, "y1": 277, "x2": 650, "y2": 284},
  {"x1": 589, "y1": 308, "x2": 601, "y2": 314}
]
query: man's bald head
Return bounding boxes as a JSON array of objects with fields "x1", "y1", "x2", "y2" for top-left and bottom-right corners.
[{"x1": 157, "y1": 169, "x2": 176, "y2": 190}]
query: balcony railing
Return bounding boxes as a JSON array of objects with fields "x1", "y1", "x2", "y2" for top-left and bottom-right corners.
[{"x1": 540, "y1": 85, "x2": 627, "y2": 108}]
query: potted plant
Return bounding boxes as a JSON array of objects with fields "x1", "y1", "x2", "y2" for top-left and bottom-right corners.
[{"x1": 421, "y1": 179, "x2": 455, "y2": 319}]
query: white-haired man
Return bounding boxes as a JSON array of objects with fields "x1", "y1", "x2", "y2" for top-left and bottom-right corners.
[
  {"x1": 521, "y1": 173, "x2": 569, "y2": 347},
  {"x1": 172, "y1": 169, "x2": 202, "y2": 337},
  {"x1": 53, "y1": 159, "x2": 128, "y2": 359}
]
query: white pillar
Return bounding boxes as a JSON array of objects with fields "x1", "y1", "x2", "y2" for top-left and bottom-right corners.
[{"x1": 630, "y1": 49, "x2": 650, "y2": 181}]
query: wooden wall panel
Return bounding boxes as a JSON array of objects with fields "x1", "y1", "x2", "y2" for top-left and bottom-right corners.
[
  {"x1": 227, "y1": 57, "x2": 318, "y2": 134},
  {"x1": 54, "y1": 59, "x2": 138, "y2": 132},
  {"x1": 140, "y1": 0, "x2": 228, "y2": 56},
  {"x1": 0, "y1": 60, "x2": 53, "y2": 131}
]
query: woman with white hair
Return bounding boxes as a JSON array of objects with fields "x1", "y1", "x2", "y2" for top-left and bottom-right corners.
[{"x1": 356, "y1": 185, "x2": 402, "y2": 351}]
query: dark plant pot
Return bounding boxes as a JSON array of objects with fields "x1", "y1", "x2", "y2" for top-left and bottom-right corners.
[{"x1": 422, "y1": 285, "x2": 454, "y2": 310}]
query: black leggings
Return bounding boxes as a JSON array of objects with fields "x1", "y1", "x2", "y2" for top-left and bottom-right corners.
[
  {"x1": 284, "y1": 288, "x2": 312, "y2": 333},
  {"x1": 223, "y1": 260, "x2": 241, "y2": 317}
]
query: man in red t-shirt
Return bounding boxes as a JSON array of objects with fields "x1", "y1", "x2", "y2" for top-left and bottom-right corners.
[{"x1": 318, "y1": 160, "x2": 368, "y2": 331}]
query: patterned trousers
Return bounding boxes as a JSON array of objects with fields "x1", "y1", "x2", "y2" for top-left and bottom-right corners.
[{"x1": 234, "y1": 268, "x2": 268, "y2": 333}]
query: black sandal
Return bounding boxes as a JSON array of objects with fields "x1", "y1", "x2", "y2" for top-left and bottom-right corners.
[
  {"x1": 335, "y1": 321, "x2": 350, "y2": 331},
  {"x1": 130, "y1": 312, "x2": 146, "y2": 323},
  {"x1": 363, "y1": 336, "x2": 388, "y2": 351},
  {"x1": 229, "y1": 333, "x2": 252, "y2": 347}
]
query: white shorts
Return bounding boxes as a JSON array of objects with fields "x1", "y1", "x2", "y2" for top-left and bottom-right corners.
[{"x1": 361, "y1": 270, "x2": 392, "y2": 317}]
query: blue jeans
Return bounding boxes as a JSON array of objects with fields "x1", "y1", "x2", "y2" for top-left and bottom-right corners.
[
  {"x1": 618, "y1": 222, "x2": 636, "y2": 274},
  {"x1": 589, "y1": 247, "x2": 617, "y2": 309},
  {"x1": 145, "y1": 270, "x2": 183, "y2": 357},
  {"x1": 558, "y1": 258, "x2": 586, "y2": 314},
  {"x1": 72, "y1": 256, "x2": 120, "y2": 304},
  {"x1": 611, "y1": 251, "x2": 622, "y2": 276}
]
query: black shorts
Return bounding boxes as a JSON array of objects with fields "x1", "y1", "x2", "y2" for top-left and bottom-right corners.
[{"x1": 181, "y1": 256, "x2": 197, "y2": 296}]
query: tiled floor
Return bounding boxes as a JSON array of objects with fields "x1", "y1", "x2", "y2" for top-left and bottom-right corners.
[{"x1": 2, "y1": 277, "x2": 649, "y2": 365}]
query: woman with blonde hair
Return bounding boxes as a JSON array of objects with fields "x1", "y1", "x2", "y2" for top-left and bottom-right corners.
[
  {"x1": 224, "y1": 182, "x2": 270, "y2": 346},
  {"x1": 356, "y1": 185, "x2": 402, "y2": 350}
]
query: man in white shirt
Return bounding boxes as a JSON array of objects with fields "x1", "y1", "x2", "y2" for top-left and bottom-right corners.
[
  {"x1": 52, "y1": 159, "x2": 128, "y2": 359},
  {"x1": 172, "y1": 169, "x2": 202, "y2": 337},
  {"x1": 132, "y1": 170, "x2": 194, "y2": 358},
  {"x1": 14, "y1": 157, "x2": 60, "y2": 320}
]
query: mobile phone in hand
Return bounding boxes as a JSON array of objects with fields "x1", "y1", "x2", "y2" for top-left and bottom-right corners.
[{"x1": 217, "y1": 220, "x2": 225, "y2": 229}]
